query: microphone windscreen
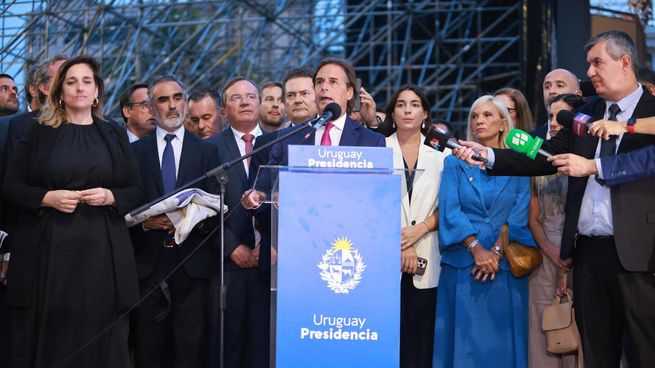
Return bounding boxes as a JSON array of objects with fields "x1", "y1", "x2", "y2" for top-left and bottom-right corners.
[
  {"x1": 324, "y1": 102, "x2": 342, "y2": 119},
  {"x1": 556, "y1": 110, "x2": 575, "y2": 129}
]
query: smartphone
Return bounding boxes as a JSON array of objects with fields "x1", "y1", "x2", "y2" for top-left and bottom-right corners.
[
  {"x1": 416, "y1": 257, "x2": 428, "y2": 276},
  {"x1": 352, "y1": 78, "x2": 362, "y2": 112}
]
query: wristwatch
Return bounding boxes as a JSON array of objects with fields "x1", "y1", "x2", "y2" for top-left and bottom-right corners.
[
  {"x1": 491, "y1": 244, "x2": 502, "y2": 257},
  {"x1": 627, "y1": 117, "x2": 637, "y2": 134}
]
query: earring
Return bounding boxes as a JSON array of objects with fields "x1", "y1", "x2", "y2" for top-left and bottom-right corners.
[
  {"x1": 92, "y1": 98, "x2": 99, "y2": 107},
  {"x1": 500, "y1": 128, "x2": 504, "y2": 132},
  {"x1": 392, "y1": 120, "x2": 396, "y2": 129},
  {"x1": 58, "y1": 99, "x2": 64, "y2": 108},
  {"x1": 422, "y1": 121, "x2": 426, "y2": 129}
]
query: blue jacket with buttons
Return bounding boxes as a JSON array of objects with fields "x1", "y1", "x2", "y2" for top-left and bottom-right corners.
[{"x1": 438, "y1": 156, "x2": 536, "y2": 270}]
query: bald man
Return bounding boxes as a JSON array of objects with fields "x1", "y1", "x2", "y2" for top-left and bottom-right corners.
[
  {"x1": 533, "y1": 68, "x2": 583, "y2": 138},
  {"x1": 542, "y1": 68, "x2": 582, "y2": 106}
]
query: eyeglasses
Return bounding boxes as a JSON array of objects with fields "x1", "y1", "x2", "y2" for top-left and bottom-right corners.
[
  {"x1": 228, "y1": 94, "x2": 258, "y2": 103},
  {"x1": 127, "y1": 100, "x2": 151, "y2": 110},
  {"x1": 0, "y1": 85, "x2": 18, "y2": 94}
]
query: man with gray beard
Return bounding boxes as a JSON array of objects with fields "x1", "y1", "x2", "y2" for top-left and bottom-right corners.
[{"x1": 129, "y1": 75, "x2": 220, "y2": 368}]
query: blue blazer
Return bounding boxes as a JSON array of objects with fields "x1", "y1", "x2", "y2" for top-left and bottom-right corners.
[
  {"x1": 600, "y1": 144, "x2": 655, "y2": 186},
  {"x1": 438, "y1": 156, "x2": 535, "y2": 270}
]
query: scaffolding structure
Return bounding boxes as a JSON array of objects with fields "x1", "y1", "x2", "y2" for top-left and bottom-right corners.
[{"x1": 1, "y1": 0, "x2": 525, "y2": 129}]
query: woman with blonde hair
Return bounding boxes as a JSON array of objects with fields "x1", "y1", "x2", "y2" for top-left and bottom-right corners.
[
  {"x1": 4, "y1": 56, "x2": 142, "y2": 367},
  {"x1": 434, "y1": 95, "x2": 536, "y2": 367}
]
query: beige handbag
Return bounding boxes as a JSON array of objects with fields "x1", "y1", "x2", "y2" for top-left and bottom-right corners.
[{"x1": 542, "y1": 288, "x2": 584, "y2": 367}]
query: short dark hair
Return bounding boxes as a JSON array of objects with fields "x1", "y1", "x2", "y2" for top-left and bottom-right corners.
[
  {"x1": 147, "y1": 74, "x2": 187, "y2": 102},
  {"x1": 260, "y1": 81, "x2": 284, "y2": 102},
  {"x1": 221, "y1": 76, "x2": 259, "y2": 106},
  {"x1": 378, "y1": 84, "x2": 432, "y2": 137},
  {"x1": 189, "y1": 86, "x2": 221, "y2": 110},
  {"x1": 0, "y1": 73, "x2": 15, "y2": 81},
  {"x1": 313, "y1": 58, "x2": 357, "y2": 114},
  {"x1": 283, "y1": 66, "x2": 314, "y2": 88},
  {"x1": 119, "y1": 83, "x2": 149, "y2": 122},
  {"x1": 548, "y1": 93, "x2": 586, "y2": 110}
]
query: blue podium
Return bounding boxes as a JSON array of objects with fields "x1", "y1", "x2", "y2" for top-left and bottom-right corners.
[{"x1": 256, "y1": 146, "x2": 402, "y2": 367}]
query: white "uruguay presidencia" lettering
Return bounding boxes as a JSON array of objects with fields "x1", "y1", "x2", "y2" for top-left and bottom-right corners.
[
  {"x1": 313, "y1": 313, "x2": 366, "y2": 329},
  {"x1": 317, "y1": 148, "x2": 363, "y2": 161}
]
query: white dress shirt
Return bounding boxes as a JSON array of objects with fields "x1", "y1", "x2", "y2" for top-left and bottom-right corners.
[
  {"x1": 230, "y1": 124, "x2": 263, "y2": 177},
  {"x1": 314, "y1": 113, "x2": 346, "y2": 146},
  {"x1": 577, "y1": 84, "x2": 643, "y2": 236},
  {"x1": 155, "y1": 125, "x2": 185, "y2": 179}
]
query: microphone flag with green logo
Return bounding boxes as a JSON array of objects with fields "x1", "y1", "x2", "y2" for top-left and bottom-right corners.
[{"x1": 505, "y1": 128, "x2": 552, "y2": 159}]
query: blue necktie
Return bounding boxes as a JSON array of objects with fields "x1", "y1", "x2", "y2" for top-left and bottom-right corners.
[{"x1": 162, "y1": 134, "x2": 176, "y2": 193}]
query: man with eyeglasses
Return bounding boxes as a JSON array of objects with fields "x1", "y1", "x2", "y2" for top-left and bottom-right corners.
[
  {"x1": 119, "y1": 83, "x2": 157, "y2": 142},
  {"x1": 207, "y1": 76, "x2": 267, "y2": 368}
]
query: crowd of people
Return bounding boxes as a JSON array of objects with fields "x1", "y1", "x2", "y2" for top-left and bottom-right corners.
[{"x1": 0, "y1": 29, "x2": 653, "y2": 368}]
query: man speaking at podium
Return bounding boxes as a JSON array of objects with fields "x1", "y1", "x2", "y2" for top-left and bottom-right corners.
[
  {"x1": 275, "y1": 58, "x2": 384, "y2": 164},
  {"x1": 243, "y1": 57, "x2": 385, "y2": 206},
  {"x1": 240, "y1": 58, "x2": 385, "y2": 368}
]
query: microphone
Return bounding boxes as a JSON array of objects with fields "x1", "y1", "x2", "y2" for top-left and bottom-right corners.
[
  {"x1": 556, "y1": 110, "x2": 592, "y2": 137},
  {"x1": 312, "y1": 103, "x2": 342, "y2": 130},
  {"x1": 505, "y1": 128, "x2": 553, "y2": 159},
  {"x1": 425, "y1": 128, "x2": 488, "y2": 163}
]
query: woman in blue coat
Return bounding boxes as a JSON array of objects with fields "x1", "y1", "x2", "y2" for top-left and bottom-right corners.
[{"x1": 433, "y1": 95, "x2": 536, "y2": 368}]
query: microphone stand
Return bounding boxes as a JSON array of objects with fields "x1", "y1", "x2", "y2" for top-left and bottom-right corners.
[{"x1": 128, "y1": 116, "x2": 324, "y2": 368}]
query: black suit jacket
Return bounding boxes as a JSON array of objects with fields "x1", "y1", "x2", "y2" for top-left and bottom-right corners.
[
  {"x1": 5, "y1": 110, "x2": 39, "y2": 161},
  {"x1": 2, "y1": 116, "x2": 142, "y2": 308},
  {"x1": 207, "y1": 128, "x2": 257, "y2": 271},
  {"x1": 491, "y1": 88, "x2": 655, "y2": 272},
  {"x1": 531, "y1": 123, "x2": 548, "y2": 140},
  {"x1": 130, "y1": 130, "x2": 221, "y2": 280},
  {"x1": 1, "y1": 111, "x2": 39, "y2": 250}
]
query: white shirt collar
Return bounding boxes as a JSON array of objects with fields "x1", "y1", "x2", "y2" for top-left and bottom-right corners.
[
  {"x1": 605, "y1": 83, "x2": 642, "y2": 118},
  {"x1": 230, "y1": 124, "x2": 263, "y2": 141},
  {"x1": 330, "y1": 112, "x2": 347, "y2": 131},
  {"x1": 156, "y1": 125, "x2": 185, "y2": 142}
]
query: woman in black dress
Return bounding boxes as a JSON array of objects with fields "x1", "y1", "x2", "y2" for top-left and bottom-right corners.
[{"x1": 3, "y1": 56, "x2": 142, "y2": 367}]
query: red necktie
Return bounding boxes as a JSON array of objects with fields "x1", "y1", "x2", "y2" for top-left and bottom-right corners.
[
  {"x1": 242, "y1": 133, "x2": 254, "y2": 164},
  {"x1": 320, "y1": 122, "x2": 334, "y2": 146}
]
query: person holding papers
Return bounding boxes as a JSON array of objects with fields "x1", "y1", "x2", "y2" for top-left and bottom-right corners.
[
  {"x1": 3, "y1": 56, "x2": 142, "y2": 367},
  {"x1": 377, "y1": 85, "x2": 446, "y2": 367},
  {"x1": 129, "y1": 75, "x2": 219, "y2": 368},
  {"x1": 434, "y1": 95, "x2": 535, "y2": 368}
]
